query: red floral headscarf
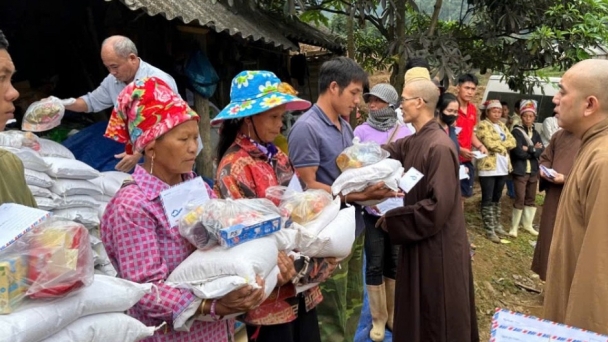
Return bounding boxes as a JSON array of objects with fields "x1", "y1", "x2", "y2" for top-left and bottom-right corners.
[{"x1": 104, "y1": 77, "x2": 199, "y2": 154}]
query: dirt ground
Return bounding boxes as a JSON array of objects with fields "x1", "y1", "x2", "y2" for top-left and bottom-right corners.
[
  {"x1": 465, "y1": 186, "x2": 545, "y2": 340},
  {"x1": 370, "y1": 70, "x2": 543, "y2": 340}
]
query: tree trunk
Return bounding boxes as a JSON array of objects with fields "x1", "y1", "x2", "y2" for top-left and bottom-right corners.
[
  {"x1": 347, "y1": 2, "x2": 358, "y2": 126},
  {"x1": 194, "y1": 94, "x2": 213, "y2": 179},
  {"x1": 392, "y1": 0, "x2": 408, "y2": 94},
  {"x1": 428, "y1": 0, "x2": 444, "y2": 36}
]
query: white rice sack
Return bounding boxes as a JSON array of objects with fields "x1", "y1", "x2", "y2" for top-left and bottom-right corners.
[
  {"x1": 24, "y1": 168, "x2": 54, "y2": 188},
  {"x1": 54, "y1": 207, "x2": 100, "y2": 228},
  {"x1": 167, "y1": 236, "x2": 278, "y2": 298},
  {"x1": 35, "y1": 196, "x2": 60, "y2": 210},
  {"x1": 191, "y1": 264, "x2": 280, "y2": 300},
  {"x1": 98, "y1": 201, "x2": 109, "y2": 220},
  {"x1": 331, "y1": 158, "x2": 402, "y2": 196},
  {"x1": 272, "y1": 228, "x2": 300, "y2": 251},
  {"x1": 0, "y1": 131, "x2": 29, "y2": 148},
  {"x1": 44, "y1": 157, "x2": 100, "y2": 180},
  {"x1": 89, "y1": 171, "x2": 132, "y2": 196},
  {"x1": 51, "y1": 179, "x2": 102, "y2": 196},
  {"x1": 56, "y1": 195, "x2": 99, "y2": 209},
  {"x1": 37, "y1": 138, "x2": 75, "y2": 159},
  {"x1": 28, "y1": 184, "x2": 55, "y2": 198},
  {"x1": 298, "y1": 207, "x2": 356, "y2": 259},
  {"x1": 3, "y1": 146, "x2": 49, "y2": 172},
  {"x1": 0, "y1": 275, "x2": 152, "y2": 342},
  {"x1": 93, "y1": 193, "x2": 114, "y2": 202},
  {"x1": 41, "y1": 312, "x2": 155, "y2": 342},
  {"x1": 301, "y1": 197, "x2": 341, "y2": 236}
]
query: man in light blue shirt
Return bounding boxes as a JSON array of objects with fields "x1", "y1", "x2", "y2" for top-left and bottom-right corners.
[{"x1": 62, "y1": 35, "x2": 180, "y2": 172}]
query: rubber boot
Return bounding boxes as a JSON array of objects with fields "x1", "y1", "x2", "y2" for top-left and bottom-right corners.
[
  {"x1": 482, "y1": 205, "x2": 500, "y2": 243},
  {"x1": 384, "y1": 277, "x2": 395, "y2": 331},
  {"x1": 509, "y1": 208, "x2": 523, "y2": 238},
  {"x1": 493, "y1": 203, "x2": 508, "y2": 236},
  {"x1": 367, "y1": 284, "x2": 388, "y2": 341},
  {"x1": 521, "y1": 206, "x2": 539, "y2": 236}
]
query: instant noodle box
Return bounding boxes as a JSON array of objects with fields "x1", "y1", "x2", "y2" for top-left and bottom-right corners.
[
  {"x1": 218, "y1": 214, "x2": 282, "y2": 248},
  {"x1": 0, "y1": 255, "x2": 29, "y2": 314}
]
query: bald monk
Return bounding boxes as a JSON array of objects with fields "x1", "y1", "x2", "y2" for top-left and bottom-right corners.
[
  {"x1": 543, "y1": 59, "x2": 608, "y2": 334},
  {"x1": 377, "y1": 78, "x2": 479, "y2": 342},
  {"x1": 61, "y1": 35, "x2": 179, "y2": 172}
]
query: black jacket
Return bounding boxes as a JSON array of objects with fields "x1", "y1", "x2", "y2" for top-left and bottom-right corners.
[{"x1": 510, "y1": 125, "x2": 544, "y2": 176}]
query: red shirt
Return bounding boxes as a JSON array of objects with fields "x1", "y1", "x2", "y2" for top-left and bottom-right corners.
[{"x1": 455, "y1": 102, "x2": 478, "y2": 163}]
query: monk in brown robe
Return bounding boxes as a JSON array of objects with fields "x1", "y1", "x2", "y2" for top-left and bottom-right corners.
[
  {"x1": 531, "y1": 129, "x2": 580, "y2": 281},
  {"x1": 543, "y1": 59, "x2": 608, "y2": 334},
  {"x1": 378, "y1": 78, "x2": 479, "y2": 342}
]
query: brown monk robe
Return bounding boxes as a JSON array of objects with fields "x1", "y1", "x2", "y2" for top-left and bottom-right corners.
[
  {"x1": 378, "y1": 76, "x2": 479, "y2": 342},
  {"x1": 544, "y1": 59, "x2": 608, "y2": 334},
  {"x1": 531, "y1": 129, "x2": 580, "y2": 280}
]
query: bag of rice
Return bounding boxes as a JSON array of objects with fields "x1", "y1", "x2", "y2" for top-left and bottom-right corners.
[
  {"x1": 51, "y1": 179, "x2": 102, "y2": 197},
  {"x1": 37, "y1": 138, "x2": 75, "y2": 159},
  {"x1": 44, "y1": 157, "x2": 100, "y2": 180},
  {"x1": 24, "y1": 168, "x2": 54, "y2": 188}
]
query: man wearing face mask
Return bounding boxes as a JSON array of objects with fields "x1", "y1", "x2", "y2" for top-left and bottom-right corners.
[{"x1": 354, "y1": 83, "x2": 413, "y2": 341}]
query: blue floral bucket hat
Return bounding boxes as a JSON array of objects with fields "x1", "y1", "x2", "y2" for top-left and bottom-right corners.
[{"x1": 212, "y1": 70, "x2": 311, "y2": 125}]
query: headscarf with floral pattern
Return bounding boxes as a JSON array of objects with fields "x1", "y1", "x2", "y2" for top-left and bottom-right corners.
[{"x1": 104, "y1": 77, "x2": 199, "y2": 154}]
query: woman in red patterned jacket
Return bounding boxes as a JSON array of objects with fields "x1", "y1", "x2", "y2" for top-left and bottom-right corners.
[{"x1": 213, "y1": 70, "x2": 339, "y2": 342}]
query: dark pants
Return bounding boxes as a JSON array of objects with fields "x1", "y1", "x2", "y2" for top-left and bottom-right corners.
[
  {"x1": 460, "y1": 161, "x2": 475, "y2": 198},
  {"x1": 363, "y1": 212, "x2": 399, "y2": 285},
  {"x1": 506, "y1": 178, "x2": 515, "y2": 198},
  {"x1": 512, "y1": 173, "x2": 538, "y2": 209},
  {"x1": 479, "y1": 176, "x2": 507, "y2": 207},
  {"x1": 246, "y1": 295, "x2": 321, "y2": 342}
]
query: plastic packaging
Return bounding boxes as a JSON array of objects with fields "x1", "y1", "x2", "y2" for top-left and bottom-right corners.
[
  {"x1": 336, "y1": 137, "x2": 390, "y2": 172},
  {"x1": 26, "y1": 219, "x2": 94, "y2": 298},
  {"x1": 0, "y1": 219, "x2": 94, "y2": 314},
  {"x1": 22, "y1": 96, "x2": 65, "y2": 132},
  {"x1": 265, "y1": 186, "x2": 333, "y2": 225},
  {"x1": 180, "y1": 198, "x2": 288, "y2": 248},
  {"x1": 0, "y1": 131, "x2": 40, "y2": 151}
]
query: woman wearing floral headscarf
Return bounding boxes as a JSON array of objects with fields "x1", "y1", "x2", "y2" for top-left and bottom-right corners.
[
  {"x1": 475, "y1": 99, "x2": 516, "y2": 243},
  {"x1": 214, "y1": 71, "x2": 339, "y2": 342},
  {"x1": 509, "y1": 99, "x2": 544, "y2": 238},
  {"x1": 101, "y1": 77, "x2": 265, "y2": 342}
]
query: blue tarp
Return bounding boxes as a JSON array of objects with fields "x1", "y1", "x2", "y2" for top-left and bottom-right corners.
[{"x1": 62, "y1": 121, "x2": 129, "y2": 173}]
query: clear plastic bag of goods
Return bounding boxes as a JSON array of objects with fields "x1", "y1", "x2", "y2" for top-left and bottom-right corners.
[
  {"x1": 180, "y1": 198, "x2": 289, "y2": 248},
  {"x1": 25, "y1": 219, "x2": 94, "y2": 298},
  {"x1": 335, "y1": 137, "x2": 389, "y2": 172},
  {"x1": 0, "y1": 131, "x2": 40, "y2": 150},
  {"x1": 265, "y1": 186, "x2": 333, "y2": 225},
  {"x1": 22, "y1": 97, "x2": 65, "y2": 132},
  {"x1": 0, "y1": 218, "x2": 94, "y2": 314}
]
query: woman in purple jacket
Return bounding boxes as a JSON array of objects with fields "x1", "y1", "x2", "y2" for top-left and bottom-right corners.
[{"x1": 353, "y1": 83, "x2": 413, "y2": 341}]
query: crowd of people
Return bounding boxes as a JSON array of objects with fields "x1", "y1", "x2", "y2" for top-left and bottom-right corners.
[{"x1": 2, "y1": 28, "x2": 608, "y2": 342}]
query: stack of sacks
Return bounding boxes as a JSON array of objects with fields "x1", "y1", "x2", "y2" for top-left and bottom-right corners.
[
  {"x1": 0, "y1": 275, "x2": 155, "y2": 342},
  {"x1": 331, "y1": 137, "x2": 403, "y2": 206},
  {"x1": 266, "y1": 187, "x2": 356, "y2": 259},
  {"x1": 43, "y1": 157, "x2": 101, "y2": 228},
  {"x1": 89, "y1": 228, "x2": 117, "y2": 277},
  {"x1": 89, "y1": 171, "x2": 132, "y2": 220}
]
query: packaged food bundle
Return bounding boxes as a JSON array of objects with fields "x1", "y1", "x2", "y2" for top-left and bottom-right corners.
[
  {"x1": 0, "y1": 130, "x2": 40, "y2": 151},
  {"x1": 179, "y1": 205, "x2": 212, "y2": 250},
  {"x1": 335, "y1": 137, "x2": 389, "y2": 172},
  {"x1": 26, "y1": 219, "x2": 94, "y2": 298},
  {"x1": 0, "y1": 255, "x2": 29, "y2": 314},
  {"x1": 266, "y1": 186, "x2": 333, "y2": 225},
  {"x1": 22, "y1": 96, "x2": 65, "y2": 132},
  {"x1": 181, "y1": 198, "x2": 288, "y2": 248}
]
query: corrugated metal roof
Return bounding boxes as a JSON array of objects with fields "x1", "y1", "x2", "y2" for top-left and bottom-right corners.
[{"x1": 111, "y1": 0, "x2": 343, "y2": 52}]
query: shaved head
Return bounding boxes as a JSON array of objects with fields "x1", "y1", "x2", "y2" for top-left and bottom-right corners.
[
  {"x1": 566, "y1": 59, "x2": 608, "y2": 111},
  {"x1": 405, "y1": 80, "x2": 439, "y2": 112}
]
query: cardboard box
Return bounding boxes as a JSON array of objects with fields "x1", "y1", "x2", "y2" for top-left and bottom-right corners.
[
  {"x1": 0, "y1": 255, "x2": 29, "y2": 314},
  {"x1": 218, "y1": 215, "x2": 282, "y2": 248}
]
